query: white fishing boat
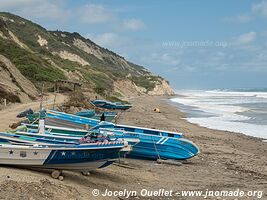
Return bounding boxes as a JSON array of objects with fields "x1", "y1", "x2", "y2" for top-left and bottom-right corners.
[{"x1": 0, "y1": 141, "x2": 125, "y2": 171}]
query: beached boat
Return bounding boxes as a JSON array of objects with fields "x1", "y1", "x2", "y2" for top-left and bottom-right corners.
[
  {"x1": 0, "y1": 140, "x2": 125, "y2": 171},
  {"x1": 98, "y1": 128, "x2": 199, "y2": 160},
  {"x1": 75, "y1": 109, "x2": 117, "y2": 122},
  {"x1": 25, "y1": 123, "x2": 88, "y2": 137},
  {"x1": 46, "y1": 110, "x2": 184, "y2": 139},
  {"x1": 46, "y1": 110, "x2": 100, "y2": 128},
  {"x1": 102, "y1": 102, "x2": 132, "y2": 110},
  {"x1": 21, "y1": 124, "x2": 140, "y2": 145},
  {"x1": 90, "y1": 100, "x2": 108, "y2": 107},
  {"x1": 0, "y1": 131, "x2": 78, "y2": 145},
  {"x1": 75, "y1": 109, "x2": 95, "y2": 118},
  {"x1": 91, "y1": 100, "x2": 132, "y2": 110},
  {"x1": 23, "y1": 116, "x2": 199, "y2": 160}
]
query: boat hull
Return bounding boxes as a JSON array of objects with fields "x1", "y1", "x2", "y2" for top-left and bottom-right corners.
[
  {"x1": 0, "y1": 143, "x2": 123, "y2": 171},
  {"x1": 99, "y1": 129, "x2": 199, "y2": 160}
]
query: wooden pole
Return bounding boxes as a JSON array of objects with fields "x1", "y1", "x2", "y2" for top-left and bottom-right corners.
[
  {"x1": 52, "y1": 92, "x2": 57, "y2": 110},
  {"x1": 40, "y1": 84, "x2": 44, "y2": 110}
]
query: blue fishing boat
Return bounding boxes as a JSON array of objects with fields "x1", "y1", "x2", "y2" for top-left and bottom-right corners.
[
  {"x1": 25, "y1": 123, "x2": 88, "y2": 137},
  {"x1": 41, "y1": 110, "x2": 98, "y2": 129},
  {"x1": 91, "y1": 100, "x2": 109, "y2": 107},
  {"x1": 101, "y1": 102, "x2": 132, "y2": 110},
  {"x1": 0, "y1": 131, "x2": 79, "y2": 145},
  {"x1": 47, "y1": 110, "x2": 100, "y2": 128},
  {"x1": 97, "y1": 128, "x2": 198, "y2": 160},
  {"x1": 19, "y1": 124, "x2": 140, "y2": 146},
  {"x1": 24, "y1": 123, "x2": 199, "y2": 160},
  {"x1": 75, "y1": 109, "x2": 117, "y2": 122},
  {"x1": 24, "y1": 111, "x2": 200, "y2": 160},
  {"x1": 91, "y1": 100, "x2": 132, "y2": 110},
  {"x1": 46, "y1": 110, "x2": 183, "y2": 138},
  {"x1": 75, "y1": 109, "x2": 95, "y2": 118}
]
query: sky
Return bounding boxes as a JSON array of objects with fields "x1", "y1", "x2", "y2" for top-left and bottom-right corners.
[{"x1": 1, "y1": 0, "x2": 267, "y2": 89}]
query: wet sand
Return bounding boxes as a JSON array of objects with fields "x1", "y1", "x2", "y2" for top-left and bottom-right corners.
[{"x1": 0, "y1": 96, "x2": 266, "y2": 200}]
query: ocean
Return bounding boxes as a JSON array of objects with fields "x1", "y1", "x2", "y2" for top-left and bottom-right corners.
[{"x1": 170, "y1": 89, "x2": 267, "y2": 140}]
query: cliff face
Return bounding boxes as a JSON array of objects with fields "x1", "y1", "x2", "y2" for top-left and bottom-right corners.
[
  {"x1": 0, "y1": 55, "x2": 38, "y2": 103},
  {"x1": 0, "y1": 12, "x2": 174, "y2": 99},
  {"x1": 113, "y1": 79, "x2": 174, "y2": 97},
  {"x1": 148, "y1": 80, "x2": 175, "y2": 96}
]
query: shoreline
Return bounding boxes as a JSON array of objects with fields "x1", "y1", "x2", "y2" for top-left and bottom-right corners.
[
  {"x1": 168, "y1": 95, "x2": 267, "y2": 141},
  {"x1": 0, "y1": 95, "x2": 266, "y2": 199}
]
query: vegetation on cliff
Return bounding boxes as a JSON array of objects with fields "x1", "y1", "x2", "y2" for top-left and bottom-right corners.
[{"x1": 0, "y1": 12, "x2": 173, "y2": 99}]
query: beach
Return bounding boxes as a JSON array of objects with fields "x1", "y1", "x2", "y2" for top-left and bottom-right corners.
[{"x1": 0, "y1": 95, "x2": 266, "y2": 200}]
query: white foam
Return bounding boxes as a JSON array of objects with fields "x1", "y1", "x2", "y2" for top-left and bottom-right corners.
[
  {"x1": 187, "y1": 116, "x2": 267, "y2": 139},
  {"x1": 171, "y1": 90, "x2": 267, "y2": 139}
]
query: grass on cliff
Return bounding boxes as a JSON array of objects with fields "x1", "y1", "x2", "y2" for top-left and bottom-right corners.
[{"x1": 0, "y1": 39, "x2": 65, "y2": 82}]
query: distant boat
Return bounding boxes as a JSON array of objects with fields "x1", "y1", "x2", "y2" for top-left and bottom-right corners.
[
  {"x1": 91, "y1": 100, "x2": 132, "y2": 110},
  {"x1": 90, "y1": 100, "x2": 108, "y2": 107},
  {"x1": 103, "y1": 102, "x2": 132, "y2": 110}
]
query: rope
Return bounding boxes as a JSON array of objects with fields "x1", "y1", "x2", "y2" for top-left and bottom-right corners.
[{"x1": 152, "y1": 136, "x2": 161, "y2": 160}]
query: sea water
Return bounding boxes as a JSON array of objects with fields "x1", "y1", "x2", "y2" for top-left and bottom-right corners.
[{"x1": 171, "y1": 89, "x2": 267, "y2": 139}]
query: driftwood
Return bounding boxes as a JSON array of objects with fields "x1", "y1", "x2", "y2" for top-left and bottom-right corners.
[
  {"x1": 114, "y1": 160, "x2": 136, "y2": 169},
  {"x1": 9, "y1": 119, "x2": 29, "y2": 129},
  {"x1": 156, "y1": 159, "x2": 182, "y2": 166},
  {"x1": 9, "y1": 121, "x2": 22, "y2": 129}
]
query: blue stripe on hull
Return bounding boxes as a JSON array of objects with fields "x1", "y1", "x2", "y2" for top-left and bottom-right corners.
[{"x1": 44, "y1": 148, "x2": 120, "y2": 165}]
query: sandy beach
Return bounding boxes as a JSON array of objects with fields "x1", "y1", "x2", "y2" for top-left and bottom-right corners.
[{"x1": 0, "y1": 95, "x2": 266, "y2": 200}]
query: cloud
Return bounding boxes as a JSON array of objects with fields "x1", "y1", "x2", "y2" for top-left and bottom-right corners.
[
  {"x1": 123, "y1": 18, "x2": 146, "y2": 30},
  {"x1": 79, "y1": 4, "x2": 115, "y2": 24},
  {"x1": 223, "y1": 15, "x2": 252, "y2": 23},
  {"x1": 223, "y1": 1, "x2": 267, "y2": 23},
  {"x1": 0, "y1": 0, "x2": 70, "y2": 22},
  {"x1": 235, "y1": 32, "x2": 256, "y2": 45},
  {"x1": 0, "y1": 0, "x2": 37, "y2": 9},
  {"x1": 18, "y1": 2, "x2": 71, "y2": 22},
  {"x1": 143, "y1": 52, "x2": 181, "y2": 66},
  {"x1": 0, "y1": 1, "x2": 115, "y2": 24},
  {"x1": 89, "y1": 32, "x2": 127, "y2": 49},
  {"x1": 236, "y1": 15, "x2": 252, "y2": 23},
  {"x1": 252, "y1": 0, "x2": 267, "y2": 17}
]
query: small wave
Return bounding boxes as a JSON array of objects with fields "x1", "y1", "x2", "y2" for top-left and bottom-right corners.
[
  {"x1": 186, "y1": 116, "x2": 267, "y2": 139},
  {"x1": 171, "y1": 90, "x2": 267, "y2": 139}
]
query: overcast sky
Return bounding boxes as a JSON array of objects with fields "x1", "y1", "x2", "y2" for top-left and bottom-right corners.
[{"x1": 1, "y1": 0, "x2": 267, "y2": 89}]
